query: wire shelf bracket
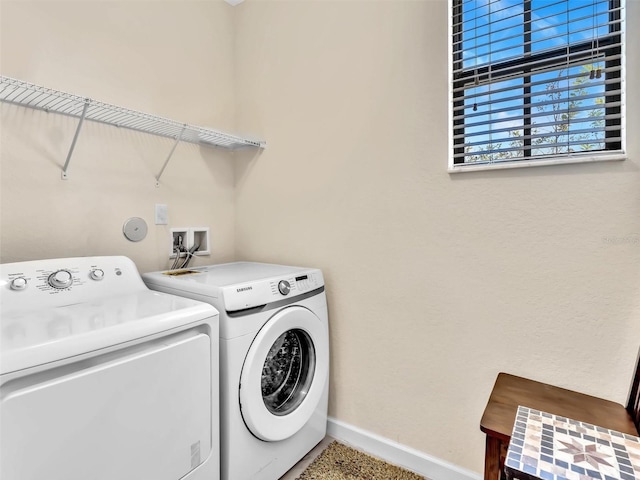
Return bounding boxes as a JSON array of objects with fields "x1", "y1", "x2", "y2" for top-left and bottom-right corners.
[
  {"x1": 156, "y1": 124, "x2": 186, "y2": 187},
  {"x1": 0, "y1": 75, "x2": 266, "y2": 182},
  {"x1": 61, "y1": 98, "x2": 89, "y2": 180}
]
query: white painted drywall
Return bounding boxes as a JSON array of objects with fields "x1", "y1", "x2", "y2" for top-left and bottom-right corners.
[
  {"x1": 233, "y1": 0, "x2": 640, "y2": 473},
  {"x1": 0, "y1": 0, "x2": 238, "y2": 273}
]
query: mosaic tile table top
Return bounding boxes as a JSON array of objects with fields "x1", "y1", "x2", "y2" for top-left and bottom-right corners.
[{"x1": 504, "y1": 405, "x2": 640, "y2": 480}]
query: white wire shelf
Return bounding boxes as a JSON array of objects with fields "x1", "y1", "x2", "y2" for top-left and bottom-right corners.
[{"x1": 0, "y1": 75, "x2": 265, "y2": 183}]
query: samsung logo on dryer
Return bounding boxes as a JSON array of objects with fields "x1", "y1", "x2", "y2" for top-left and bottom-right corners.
[{"x1": 236, "y1": 286, "x2": 253, "y2": 292}]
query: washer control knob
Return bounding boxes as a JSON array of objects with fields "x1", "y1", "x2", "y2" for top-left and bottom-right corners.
[
  {"x1": 89, "y1": 269, "x2": 105, "y2": 281},
  {"x1": 278, "y1": 280, "x2": 291, "y2": 296},
  {"x1": 48, "y1": 270, "x2": 73, "y2": 289},
  {"x1": 10, "y1": 277, "x2": 28, "y2": 290}
]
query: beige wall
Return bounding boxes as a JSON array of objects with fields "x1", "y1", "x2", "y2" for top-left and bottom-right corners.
[
  {"x1": 0, "y1": 0, "x2": 238, "y2": 273},
  {"x1": 2, "y1": 0, "x2": 639, "y2": 475},
  {"x1": 234, "y1": 0, "x2": 640, "y2": 473}
]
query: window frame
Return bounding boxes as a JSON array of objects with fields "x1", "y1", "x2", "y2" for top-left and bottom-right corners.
[{"x1": 448, "y1": 0, "x2": 626, "y2": 172}]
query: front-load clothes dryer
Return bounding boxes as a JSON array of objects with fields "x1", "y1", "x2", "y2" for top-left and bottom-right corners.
[
  {"x1": 0, "y1": 256, "x2": 220, "y2": 480},
  {"x1": 142, "y1": 262, "x2": 329, "y2": 480}
]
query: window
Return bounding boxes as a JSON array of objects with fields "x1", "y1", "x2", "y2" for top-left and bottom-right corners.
[{"x1": 450, "y1": 0, "x2": 624, "y2": 170}]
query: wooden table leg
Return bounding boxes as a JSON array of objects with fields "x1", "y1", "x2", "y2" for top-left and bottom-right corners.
[{"x1": 484, "y1": 435, "x2": 501, "y2": 480}]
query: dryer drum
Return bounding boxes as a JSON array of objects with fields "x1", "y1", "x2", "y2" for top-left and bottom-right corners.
[{"x1": 262, "y1": 329, "x2": 316, "y2": 416}]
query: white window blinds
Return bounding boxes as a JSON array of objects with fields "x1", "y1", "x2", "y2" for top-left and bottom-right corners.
[{"x1": 451, "y1": 0, "x2": 624, "y2": 166}]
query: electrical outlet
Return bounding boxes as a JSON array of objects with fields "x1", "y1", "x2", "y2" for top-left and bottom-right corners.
[{"x1": 155, "y1": 204, "x2": 168, "y2": 225}]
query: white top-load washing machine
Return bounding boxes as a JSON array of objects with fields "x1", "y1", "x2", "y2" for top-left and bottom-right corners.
[
  {"x1": 0, "y1": 256, "x2": 220, "y2": 480},
  {"x1": 142, "y1": 262, "x2": 329, "y2": 480}
]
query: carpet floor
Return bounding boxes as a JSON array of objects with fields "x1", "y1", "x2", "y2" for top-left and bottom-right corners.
[{"x1": 295, "y1": 441, "x2": 426, "y2": 480}]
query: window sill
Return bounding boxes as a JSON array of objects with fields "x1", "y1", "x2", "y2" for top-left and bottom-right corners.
[{"x1": 448, "y1": 152, "x2": 626, "y2": 173}]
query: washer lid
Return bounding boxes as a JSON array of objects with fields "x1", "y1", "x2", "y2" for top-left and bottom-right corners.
[
  {"x1": 0, "y1": 290, "x2": 217, "y2": 375},
  {"x1": 143, "y1": 262, "x2": 306, "y2": 294},
  {"x1": 168, "y1": 262, "x2": 311, "y2": 287},
  {"x1": 142, "y1": 262, "x2": 324, "y2": 312}
]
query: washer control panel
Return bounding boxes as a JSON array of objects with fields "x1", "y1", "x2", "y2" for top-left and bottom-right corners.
[
  {"x1": 270, "y1": 273, "x2": 320, "y2": 298},
  {"x1": 222, "y1": 269, "x2": 324, "y2": 312},
  {"x1": 1, "y1": 256, "x2": 145, "y2": 311}
]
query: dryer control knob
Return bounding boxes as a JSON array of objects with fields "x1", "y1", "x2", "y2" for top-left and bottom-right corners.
[
  {"x1": 89, "y1": 269, "x2": 105, "y2": 281},
  {"x1": 10, "y1": 277, "x2": 28, "y2": 290},
  {"x1": 48, "y1": 270, "x2": 73, "y2": 289},
  {"x1": 278, "y1": 280, "x2": 291, "y2": 295}
]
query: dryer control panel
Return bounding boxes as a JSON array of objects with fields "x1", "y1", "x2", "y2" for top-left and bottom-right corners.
[{"x1": 0, "y1": 256, "x2": 147, "y2": 311}]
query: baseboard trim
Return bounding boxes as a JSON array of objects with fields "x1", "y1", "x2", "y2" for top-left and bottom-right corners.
[{"x1": 327, "y1": 417, "x2": 482, "y2": 480}]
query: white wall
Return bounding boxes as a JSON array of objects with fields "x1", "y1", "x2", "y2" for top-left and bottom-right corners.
[
  {"x1": 233, "y1": 0, "x2": 640, "y2": 473},
  {"x1": 0, "y1": 0, "x2": 238, "y2": 273}
]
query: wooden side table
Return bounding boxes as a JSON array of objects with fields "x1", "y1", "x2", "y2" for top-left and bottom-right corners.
[
  {"x1": 504, "y1": 405, "x2": 640, "y2": 480},
  {"x1": 480, "y1": 373, "x2": 638, "y2": 480}
]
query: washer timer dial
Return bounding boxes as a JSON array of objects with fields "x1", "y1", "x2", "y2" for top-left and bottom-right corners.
[
  {"x1": 48, "y1": 270, "x2": 73, "y2": 289},
  {"x1": 278, "y1": 280, "x2": 291, "y2": 295}
]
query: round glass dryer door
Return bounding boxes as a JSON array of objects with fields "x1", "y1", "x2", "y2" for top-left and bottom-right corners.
[{"x1": 239, "y1": 306, "x2": 329, "y2": 442}]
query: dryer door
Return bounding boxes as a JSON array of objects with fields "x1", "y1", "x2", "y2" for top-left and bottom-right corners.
[
  {"x1": 239, "y1": 306, "x2": 328, "y2": 442},
  {"x1": 1, "y1": 332, "x2": 212, "y2": 480}
]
